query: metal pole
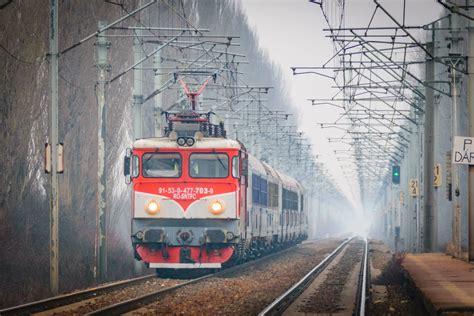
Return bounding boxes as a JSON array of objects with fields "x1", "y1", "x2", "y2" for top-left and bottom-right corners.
[
  {"x1": 424, "y1": 42, "x2": 435, "y2": 252},
  {"x1": 224, "y1": 114, "x2": 230, "y2": 136},
  {"x1": 468, "y1": 6, "x2": 474, "y2": 260},
  {"x1": 452, "y1": 63, "x2": 462, "y2": 257},
  {"x1": 396, "y1": 187, "x2": 401, "y2": 252},
  {"x1": 96, "y1": 21, "x2": 109, "y2": 280},
  {"x1": 133, "y1": 29, "x2": 144, "y2": 139},
  {"x1": 49, "y1": 0, "x2": 59, "y2": 296},
  {"x1": 417, "y1": 100, "x2": 424, "y2": 252},
  {"x1": 153, "y1": 52, "x2": 162, "y2": 137},
  {"x1": 392, "y1": 182, "x2": 398, "y2": 251},
  {"x1": 275, "y1": 119, "x2": 279, "y2": 167},
  {"x1": 449, "y1": 8, "x2": 468, "y2": 258}
]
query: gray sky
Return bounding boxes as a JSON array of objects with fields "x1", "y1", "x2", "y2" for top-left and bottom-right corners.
[{"x1": 241, "y1": 0, "x2": 443, "y2": 209}]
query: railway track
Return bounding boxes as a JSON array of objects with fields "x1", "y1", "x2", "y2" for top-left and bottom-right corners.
[
  {"x1": 88, "y1": 239, "x2": 343, "y2": 315},
  {"x1": 88, "y1": 243, "x2": 304, "y2": 315},
  {"x1": 0, "y1": 239, "x2": 350, "y2": 315},
  {"x1": 0, "y1": 274, "x2": 158, "y2": 316},
  {"x1": 259, "y1": 237, "x2": 369, "y2": 316},
  {"x1": 0, "y1": 241, "x2": 305, "y2": 316}
]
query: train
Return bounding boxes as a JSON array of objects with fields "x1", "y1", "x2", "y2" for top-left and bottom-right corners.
[{"x1": 124, "y1": 109, "x2": 308, "y2": 272}]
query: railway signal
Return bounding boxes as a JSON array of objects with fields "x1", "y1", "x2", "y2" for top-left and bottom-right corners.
[{"x1": 392, "y1": 166, "x2": 400, "y2": 184}]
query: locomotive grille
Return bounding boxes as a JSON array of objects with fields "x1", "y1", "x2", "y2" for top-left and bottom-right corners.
[
  {"x1": 143, "y1": 229, "x2": 164, "y2": 242},
  {"x1": 206, "y1": 230, "x2": 226, "y2": 243}
]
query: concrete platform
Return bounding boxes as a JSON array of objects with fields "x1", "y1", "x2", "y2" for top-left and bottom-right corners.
[{"x1": 402, "y1": 253, "x2": 474, "y2": 315}]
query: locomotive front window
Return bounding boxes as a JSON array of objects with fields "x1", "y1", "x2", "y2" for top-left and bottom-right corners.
[
  {"x1": 142, "y1": 153, "x2": 181, "y2": 178},
  {"x1": 189, "y1": 153, "x2": 229, "y2": 178}
]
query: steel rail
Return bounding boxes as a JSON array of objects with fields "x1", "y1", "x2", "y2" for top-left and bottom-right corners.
[
  {"x1": 0, "y1": 274, "x2": 155, "y2": 316},
  {"x1": 87, "y1": 242, "x2": 306, "y2": 315},
  {"x1": 258, "y1": 237, "x2": 353, "y2": 316},
  {"x1": 356, "y1": 238, "x2": 369, "y2": 316},
  {"x1": 88, "y1": 272, "x2": 214, "y2": 315}
]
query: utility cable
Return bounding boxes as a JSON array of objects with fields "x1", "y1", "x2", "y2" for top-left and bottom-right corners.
[{"x1": 0, "y1": 43, "x2": 40, "y2": 65}]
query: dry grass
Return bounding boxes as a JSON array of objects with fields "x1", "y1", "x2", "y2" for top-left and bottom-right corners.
[{"x1": 373, "y1": 252, "x2": 407, "y2": 286}]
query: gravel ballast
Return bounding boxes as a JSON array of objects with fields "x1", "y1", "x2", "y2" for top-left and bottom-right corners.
[
  {"x1": 37, "y1": 278, "x2": 183, "y2": 315},
  {"x1": 127, "y1": 239, "x2": 343, "y2": 315}
]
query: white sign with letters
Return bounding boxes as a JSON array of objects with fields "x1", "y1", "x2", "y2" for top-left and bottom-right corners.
[
  {"x1": 452, "y1": 136, "x2": 474, "y2": 165},
  {"x1": 409, "y1": 179, "x2": 419, "y2": 197}
]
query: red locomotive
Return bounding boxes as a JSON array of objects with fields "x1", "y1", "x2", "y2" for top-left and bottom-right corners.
[{"x1": 124, "y1": 87, "x2": 308, "y2": 272}]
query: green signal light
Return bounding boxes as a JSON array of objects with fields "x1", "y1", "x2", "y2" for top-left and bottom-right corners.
[{"x1": 392, "y1": 165, "x2": 401, "y2": 184}]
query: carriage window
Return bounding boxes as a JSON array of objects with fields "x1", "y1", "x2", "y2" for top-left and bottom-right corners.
[
  {"x1": 190, "y1": 153, "x2": 229, "y2": 178},
  {"x1": 252, "y1": 174, "x2": 260, "y2": 204},
  {"x1": 261, "y1": 179, "x2": 267, "y2": 206},
  {"x1": 142, "y1": 153, "x2": 181, "y2": 178},
  {"x1": 283, "y1": 189, "x2": 298, "y2": 210},
  {"x1": 252, "y1": 174, "x2": 268, "y2": 206},
  {"x1": 268, "y1": 182, "x2": 279, "y2": 208}
]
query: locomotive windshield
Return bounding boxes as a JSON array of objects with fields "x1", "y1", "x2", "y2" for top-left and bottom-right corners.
[
  {"x1": 142, "y1": 153, "x2": 181, "y2": 178},
  {"x1": 189, "y1": 153, "x2": 229, "y2": 178}
]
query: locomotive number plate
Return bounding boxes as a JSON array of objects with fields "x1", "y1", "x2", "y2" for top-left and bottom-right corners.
[{"x1": 158, "y1": 186, "x2": 215, "y2": 200}]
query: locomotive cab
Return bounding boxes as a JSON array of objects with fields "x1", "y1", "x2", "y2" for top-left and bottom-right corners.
[{"x1": 124, "y1": 110, "x2": 247, "y2": 270}]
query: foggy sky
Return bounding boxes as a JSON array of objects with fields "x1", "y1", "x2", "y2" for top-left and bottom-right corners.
[{"x1": 241, "y1": 0, "x2": 443, "y2": 209}]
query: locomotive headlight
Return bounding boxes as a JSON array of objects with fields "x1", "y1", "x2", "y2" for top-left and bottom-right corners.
[
  {"x1": 208, "y1": 199, "x2": 225, "y2": 215},
  {"x1": 177, "y1": 137, "x2": 186, "y2": 146},
  {"x1": 145, "y1": 199, "x2": 160, "y2": 215},
  {"x1": 185, "y1": 137, "x2": 195, "y2": 147}
]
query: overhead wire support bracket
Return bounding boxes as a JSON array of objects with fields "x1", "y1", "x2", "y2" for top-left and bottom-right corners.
[
  {"x1": 374, "y1": 0, "x2": 467, "y2": 74},
  {"x1": 437, "y1": 0, "x2": 474, "y2": 21},
  {"x1": 60, "y1": 0, "x2": 158, "y2": 56},
  {"x1": 110, "y1": 26, "x2": 210, "y2": 32},
  {"x1": 109, "y1": 31, "x2": 185, "y2": 84}
]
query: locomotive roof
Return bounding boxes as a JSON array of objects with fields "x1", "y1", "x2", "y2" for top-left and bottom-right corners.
[{"x1": 133, "y1": 137, "x2": 242, "y2": 149}]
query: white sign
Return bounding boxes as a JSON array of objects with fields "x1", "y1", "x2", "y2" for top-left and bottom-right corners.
[
  {"x1": 452, "y1": 136, "x2": 474, "y2": 165},
  {"x1": 434, "y1": 163, "x2": 442, "y2": 187},
  {"x1": 409, "y1": 179, "x2": 419, "y2": 197}
]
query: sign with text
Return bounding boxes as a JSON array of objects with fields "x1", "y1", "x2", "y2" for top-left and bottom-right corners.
[
  {"x1": 434, "y1": 163, "x2": 442, "y2": 187},
  {"x1": 409, "y1": 179, "x2": 419, "y2": 197},
  {"x1": 452, "y1": 136, "x2": 474, "y2": 165}
]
